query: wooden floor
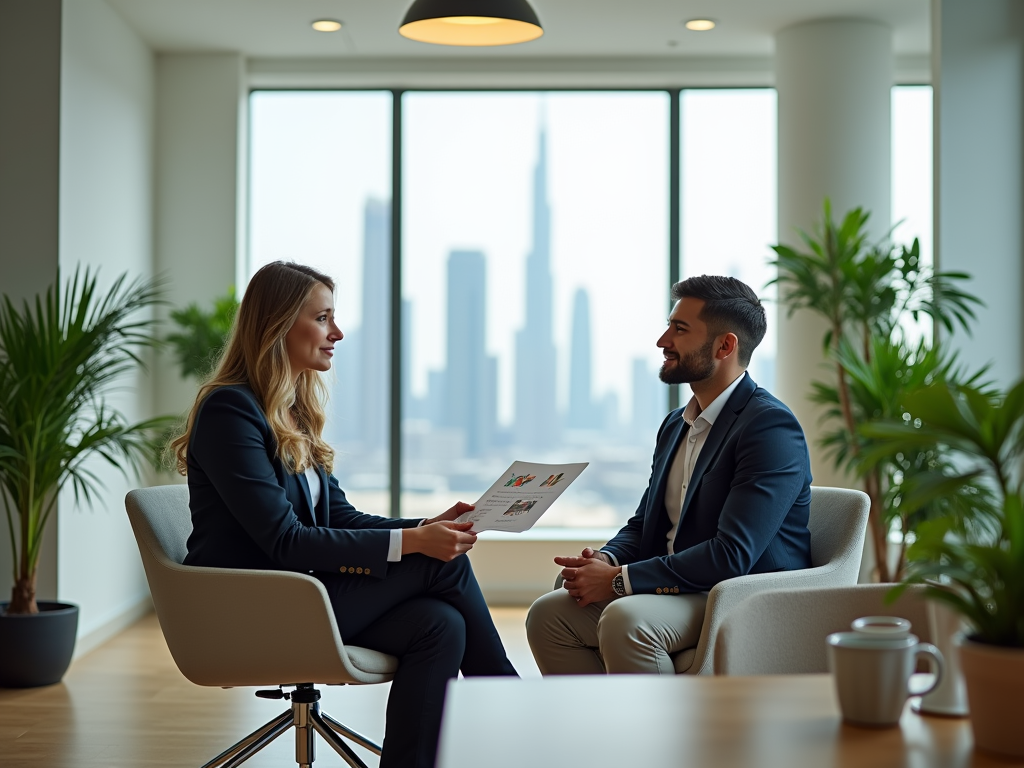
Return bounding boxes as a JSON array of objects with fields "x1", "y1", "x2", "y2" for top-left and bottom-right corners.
[{"x1": 0, "y1": 608, "x2": 539, "y2": 768}]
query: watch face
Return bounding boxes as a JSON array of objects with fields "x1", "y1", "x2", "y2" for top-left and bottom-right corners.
[{"x1": 612, "y1": 573, "x2": 625, "y2": 596}]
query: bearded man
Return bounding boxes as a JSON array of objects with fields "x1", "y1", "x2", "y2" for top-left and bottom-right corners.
[{"x1": 526, "y1": 275, "x2": 813, "y2": 674}]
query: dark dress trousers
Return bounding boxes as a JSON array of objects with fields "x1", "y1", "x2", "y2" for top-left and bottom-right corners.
[
  {"x1": 603, "y1": 373, "x2": 813, "y2": 593},
  {"x1": 184, "y1": 385, "x2": 516, "y2": 768}
]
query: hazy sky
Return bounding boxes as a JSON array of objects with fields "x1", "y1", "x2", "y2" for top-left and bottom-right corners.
[{"x1": 248, "y1": 87, "x2": 930, "y2": 424}]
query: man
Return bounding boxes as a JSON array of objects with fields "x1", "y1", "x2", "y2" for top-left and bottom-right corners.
[{"x1": 526, "y1": 275, "x2": 812, "y2": 674}]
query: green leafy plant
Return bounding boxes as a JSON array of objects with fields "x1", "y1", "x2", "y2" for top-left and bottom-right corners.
[
  {"x1": 811, "y1": 336, "x2": 995, "y2": 576},
  {"x1": 770, "y1": 200, "x2": 982, "y2": 581},
  {"x1": 166, "y1": 288, "x2": 239, "y2": 380},
  {"x1": 0, "y1": 269, "x2": 173, "y2": 615},
  {"x1": 862, "y1": 382, "x2": 1024, "y2": 647}
]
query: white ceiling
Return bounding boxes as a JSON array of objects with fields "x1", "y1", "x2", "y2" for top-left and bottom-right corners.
[{"x1": 104, "y1": 0, "x2": 930, "y2": 59}]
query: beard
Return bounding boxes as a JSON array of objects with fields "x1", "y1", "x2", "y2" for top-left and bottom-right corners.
[{"x1": 659, "y1": 337, "x2": 716, "y2": 385}]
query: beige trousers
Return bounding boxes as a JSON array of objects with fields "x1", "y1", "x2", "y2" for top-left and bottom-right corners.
[{"x1": 526, "y1": 588, "x2": 708, "y2": 675}]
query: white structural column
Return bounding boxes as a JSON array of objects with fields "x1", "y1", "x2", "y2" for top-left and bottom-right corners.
[
  {"x1": 774, "y1": 19, "x2": 893, "y2": 486},
  {"x1": 934, "y1": 0, "x2": 1024, "y2": 387}
]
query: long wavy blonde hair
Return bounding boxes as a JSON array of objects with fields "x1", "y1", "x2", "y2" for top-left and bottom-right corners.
[{"x1": 172, "y1": 261, "x2": 336, "y2": 476}]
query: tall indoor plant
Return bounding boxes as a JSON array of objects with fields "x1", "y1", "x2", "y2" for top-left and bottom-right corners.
[
  {"x1": 0, "y1": 268, "x2": 170, "y2": 616},
  {"x1": 770, "y1": 201, "x2": 982, "y2": 581},
  {"x1": 862, "y1": 381, "x2": 1024, "y2": 757}
]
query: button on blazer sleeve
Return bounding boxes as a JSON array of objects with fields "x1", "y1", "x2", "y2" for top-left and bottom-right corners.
[
  {"x1": 625, "y1": 403, "x2": 809, "y2": 594},
  {"x1": 190, "y1": 387, "x2": 396, "y2": 577}
]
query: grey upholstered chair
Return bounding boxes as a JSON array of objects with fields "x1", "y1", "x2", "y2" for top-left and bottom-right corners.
[
  {"x1": 673, "y1": 486, "x2": 870, "y2": 674},
  {"x1": 126, "y1": 485, "x2": 395, "y2": 768},
  {"x1": 713, "y1": 583, "x2": 931, "y2": 675}
]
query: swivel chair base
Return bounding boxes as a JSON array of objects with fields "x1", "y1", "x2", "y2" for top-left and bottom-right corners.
[{"x1": 202, "y1": 683, "x2": 382, "y2": 768}]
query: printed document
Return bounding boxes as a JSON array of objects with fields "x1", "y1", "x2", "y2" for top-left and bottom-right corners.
[{"x1": 456, "y1": 460, "x2": 589, "y2": 533}]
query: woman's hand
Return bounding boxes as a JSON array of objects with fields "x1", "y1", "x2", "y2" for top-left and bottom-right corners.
[
  {"x1": 403, "y1": 521, "x2": 477, "y2": 561},
  {"x1": 424, "y1": 501, "x2": 474, "y2": 526}
]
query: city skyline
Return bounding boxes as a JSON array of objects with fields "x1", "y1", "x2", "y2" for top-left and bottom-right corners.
[
  {"x1": 331, "y1": 124, "x2": 668, "y2": 469},
  {"x1": 325, "y1": 124, "x2": 668, "y2": 523},
  {"x1": 310, "y1": 115, "x2": 671, "y2": 529}
]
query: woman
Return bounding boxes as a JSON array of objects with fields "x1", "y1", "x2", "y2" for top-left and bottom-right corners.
[{"x1": 171, "y1": 261, "x2": 517, "y2": 768}]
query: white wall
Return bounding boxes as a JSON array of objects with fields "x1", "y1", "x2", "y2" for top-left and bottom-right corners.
[
  {"x1": 57, "y1": 0, "x2": 156, "y2": 649},
  {"x1": 934, "y1": 0, "x2": 1024, "y2": 387}
]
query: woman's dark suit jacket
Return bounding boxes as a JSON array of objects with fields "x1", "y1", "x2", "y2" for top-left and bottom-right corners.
[{"x1": 183, "y1": 385, "x2": 418, "y2": 578}]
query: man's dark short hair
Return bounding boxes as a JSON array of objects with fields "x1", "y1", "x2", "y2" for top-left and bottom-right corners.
[{"x1": 671, "y1": 275, "x2": 767, "y2": 367}]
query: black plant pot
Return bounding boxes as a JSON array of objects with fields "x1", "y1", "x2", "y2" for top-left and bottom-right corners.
[{"x1": 0, "y1": 601, "x2": 79, "y2": 687}]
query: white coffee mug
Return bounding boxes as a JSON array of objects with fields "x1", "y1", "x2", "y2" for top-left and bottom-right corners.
[{"x1": 827, "y1": 629, "x2": 944, "y2": 727}]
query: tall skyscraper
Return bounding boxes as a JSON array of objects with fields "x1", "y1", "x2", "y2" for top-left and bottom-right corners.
[
  {"x1": 359, "y1": 198, "x2": 390, "y2": 452},
  {"x1": 567, "y1": 287, "x2": 597, "y2": 429},
  {"x1": 443, "y1": 250, "x2": 496, "y2": 457},
  {"x1": 514, "y1": 127, "x2": 559, "y2": 449}
]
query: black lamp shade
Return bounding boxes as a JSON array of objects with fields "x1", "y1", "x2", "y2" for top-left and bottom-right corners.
[{"x1": 399, "y1": 0, "x2": 543, "y2": 46}]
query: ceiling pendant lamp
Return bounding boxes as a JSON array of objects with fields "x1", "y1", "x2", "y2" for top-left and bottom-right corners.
[{"x1": 399, "y1": 0, "x2": 543, "y2": 47}]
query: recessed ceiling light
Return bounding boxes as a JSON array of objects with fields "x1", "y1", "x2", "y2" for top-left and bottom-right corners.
[
  {"x1": 312, "y1": 19, "x2": 343, "y2": 32},
  {"x1": 684, "y1": 19, "x2": 716, "y2": 32}
]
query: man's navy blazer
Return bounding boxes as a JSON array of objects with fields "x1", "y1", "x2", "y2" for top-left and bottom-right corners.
[
  {"x1": 183, "y1": 385, "x2": 418, "y2": 578},
  {"x1": 602, "y1": 373, "x2": 812, "y2": 595}
]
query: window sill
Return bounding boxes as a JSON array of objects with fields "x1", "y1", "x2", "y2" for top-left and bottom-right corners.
[{"x1": 477, "y1": 527, "x2": 619, "y2": 542}]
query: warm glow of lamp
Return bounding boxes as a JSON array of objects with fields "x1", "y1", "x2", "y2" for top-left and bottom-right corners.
[
  {"x1": 684, "y1": 19, "x2": 716, "y2": 32},
  {"x1": 311, "y1": 19, "x2": 343, "y2": 32},
  {"x1": 399, "y1": 0, "x2": 543, "y2": 46}
]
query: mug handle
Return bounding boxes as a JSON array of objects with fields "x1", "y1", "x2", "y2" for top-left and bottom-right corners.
[{"x1": 910, "y1": 642, "x2": 945, "y2": 697}]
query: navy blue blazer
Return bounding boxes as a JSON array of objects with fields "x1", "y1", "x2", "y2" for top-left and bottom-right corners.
[
  {"x1": 183, "y1": 385, "x2": 418, "y2": 578},
  {"x1": 603, "y1": 373, "x2": 812, "y2": 595}
]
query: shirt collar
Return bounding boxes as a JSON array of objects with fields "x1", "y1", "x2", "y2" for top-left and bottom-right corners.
[{"x1": 682, "y1": 372, "x2": 747, "y2": 428}]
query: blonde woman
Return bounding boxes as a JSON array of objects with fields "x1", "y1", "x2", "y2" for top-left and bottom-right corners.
[{"x1": 172, "y1": 261, "x2": 517, "y2": 768}]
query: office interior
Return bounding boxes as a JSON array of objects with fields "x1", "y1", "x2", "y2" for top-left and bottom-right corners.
[{"x1": 0, "y1": 0, "x2": 1021, "y2": 764}]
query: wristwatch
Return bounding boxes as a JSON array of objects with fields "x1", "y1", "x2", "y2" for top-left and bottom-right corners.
[{"x1": 611, "y1": 571, "x2": 626, "y2": 597}]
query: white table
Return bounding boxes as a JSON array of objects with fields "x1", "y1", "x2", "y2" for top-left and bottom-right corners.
[{"x1": 437, "y1": 674, "x2": 1020, "y2": 768}]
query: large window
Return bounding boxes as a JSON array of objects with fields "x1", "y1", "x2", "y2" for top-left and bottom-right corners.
[
  {"x1": 402, "y1": 92, "x2": 669, "y2": 527},
  {"x1": 246, "y1": 86, "x2": 930, "y2": 529}
]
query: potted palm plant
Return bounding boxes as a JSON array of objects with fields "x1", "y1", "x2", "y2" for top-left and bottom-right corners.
[
  {"x1": 770, "y1": 200, "x2": 982, "y2": 580},
  {"x1": 862, "y1": 382, "x2": 1024, "y2": 757},
  {"x1": 0, "y1": 268, "x2": 170, "y2": 687}
]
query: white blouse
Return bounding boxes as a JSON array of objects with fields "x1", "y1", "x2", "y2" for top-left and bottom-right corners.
[{"x1": 303, "y1": 464, "x2": 321, "y2": 508}]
